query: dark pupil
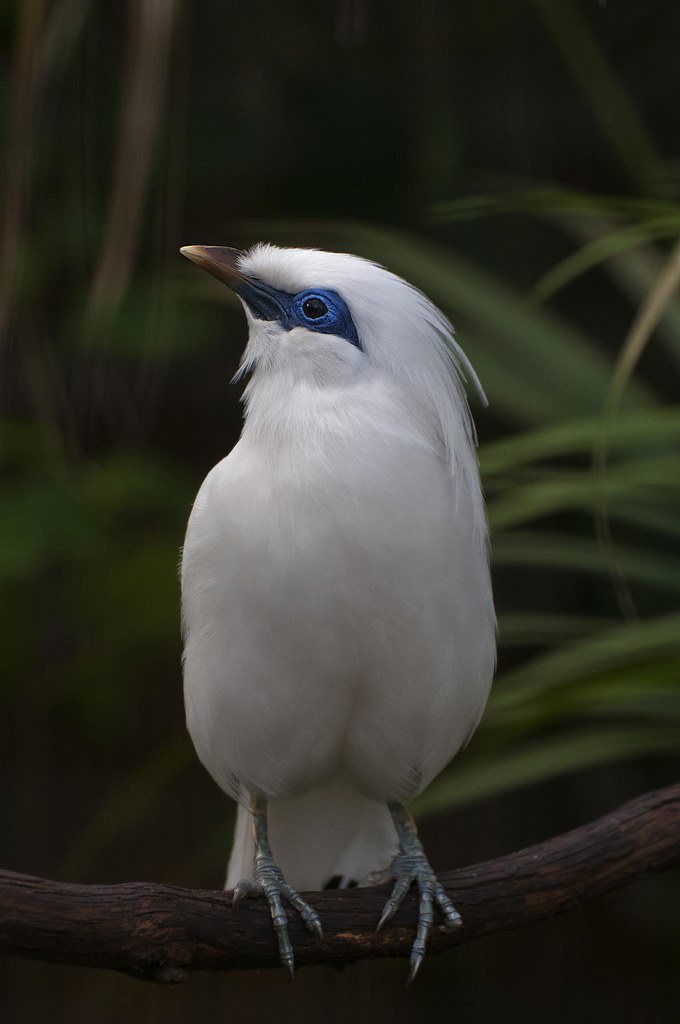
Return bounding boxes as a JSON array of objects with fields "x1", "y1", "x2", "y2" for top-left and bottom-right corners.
[{"x1": 302, "y1": 297, "x2": 327, "y2": 319}]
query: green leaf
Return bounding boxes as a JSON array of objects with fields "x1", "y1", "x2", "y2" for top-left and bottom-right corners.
[
  {"x1": 493, "y1": 532, "x2": 680, "y2": 596},
  {"x1": 487, "y1": 456, "x2": 680, "y2": 531},
  {"x1": 429, "y1": 189, "x2": 680, "y2": 226},
  {"x1": 491, "y1": 612, "x2": 680, "y2": 712},
  {"x1": 480, "y1": 408, "x2": 680, "y2": 476},
  {"x1": 498, "y1": 612, "x2": 618, "y2": 646},
  {"x1": 593, "y1": 239, "x2": 680, "y2": 370},
  {"x1": 531, "y1": 220, "x2": 680, "y2": 303},
  {"x1": 413, "y1": 726, "x2": 679, "y2": 816}
]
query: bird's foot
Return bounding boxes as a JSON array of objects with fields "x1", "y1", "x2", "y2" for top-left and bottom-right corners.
[
  {"x1": 378, "y1": 804, "x2": 462, "y2": 983},
  {"x1": 233, "y1": 828, "x2": 322, "y2": 978}
]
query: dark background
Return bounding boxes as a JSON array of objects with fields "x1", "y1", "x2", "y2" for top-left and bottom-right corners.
[{"x1": 1, "y1": 1, "x2": 679, "y2": 1020}]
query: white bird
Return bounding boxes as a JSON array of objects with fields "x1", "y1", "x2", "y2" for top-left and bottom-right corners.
[{"x1": 179, "y1": 242, "x2": 496, "y2": 980}]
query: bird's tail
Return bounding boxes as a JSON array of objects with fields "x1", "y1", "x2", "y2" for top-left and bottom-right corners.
[{"x1": 225, "y1": 778, "x2": 398, "y2": 892}]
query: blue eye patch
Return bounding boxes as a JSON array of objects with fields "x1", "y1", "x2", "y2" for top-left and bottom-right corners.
[{"x1": 232, "y1": 278, "x2": 362, "y2": 350}]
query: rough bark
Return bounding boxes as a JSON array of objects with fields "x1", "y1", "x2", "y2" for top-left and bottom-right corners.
[{"x1": 1, "y1": 783, "x2": 678, "y2": 983}]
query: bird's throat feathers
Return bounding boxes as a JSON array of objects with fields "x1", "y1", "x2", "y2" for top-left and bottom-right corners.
[{"x1": 238, "y1": 357, "x2": 405, "y2": 456}]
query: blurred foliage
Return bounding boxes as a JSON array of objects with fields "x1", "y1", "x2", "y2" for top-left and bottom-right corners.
[{"x1": 0, "y1": 0, "x2": 678, "y2": 893}]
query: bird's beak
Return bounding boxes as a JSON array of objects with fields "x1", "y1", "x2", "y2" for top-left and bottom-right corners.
[
  {"x1": 180, "y1": 245, "x2": 247, "y2": 288},
  {"x1": 180, "y1": 244, "x2": 288, "y2": 324}
]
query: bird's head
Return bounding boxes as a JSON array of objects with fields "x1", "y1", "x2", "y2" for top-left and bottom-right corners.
[
  {"x1": 181, "y1": 243, "x2": 367, "y2": 382},
  {"x1": 180, "y1": 242, "x2": 484, "y2": 476},
  {"x1": 181, "y1": 242, "x2": 482, "y2": 391}
]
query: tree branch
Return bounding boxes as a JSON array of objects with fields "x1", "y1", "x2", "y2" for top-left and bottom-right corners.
[{"x1": 1, "y1": 783, "x2": 678, "y2": 984}]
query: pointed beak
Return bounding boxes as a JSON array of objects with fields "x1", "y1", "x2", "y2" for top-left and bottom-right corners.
[
  {"x1": 180, "y1": 245, "x2": 248, "y2": 288},
  {"x1": 181, "y1": 243, "x2": 289, "y2": 324}
]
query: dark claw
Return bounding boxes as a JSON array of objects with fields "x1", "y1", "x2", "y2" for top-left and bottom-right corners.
[
  {"x1": 232, "y1": 878, "x2": 255, "y2": 908},
  {"x1": 281, "y1": 881, "x2": 324, "y2": 941},
  {"x1": 232, "y1": 868, "x2": 321, "y2": 977},
  {"x1": 376, "y1": 903, "x2": 394, "y2": 933},
  {"x1": 381, "y1": 804, "x2": 464, "y2": 981},
  {"x1": 434, "y1": 879, "x2": 462, "y2": 930},
  {"x1": 243, "y1": 796, "x2": 322, "y2": 977},
  {"x1": 408, "y1": 950, "x2": 424, "y2": 985},
  {"x1": 376, "y1": 874, "x2": 412, "y2": 932}
]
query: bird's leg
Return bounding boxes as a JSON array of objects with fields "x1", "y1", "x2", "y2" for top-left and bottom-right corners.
[
  {"x1": 377, "y1": 803, "x2": 462, "y2": 982},
  {"x1": 231, "y1": 795, "x2": 322, "y2": 978}
]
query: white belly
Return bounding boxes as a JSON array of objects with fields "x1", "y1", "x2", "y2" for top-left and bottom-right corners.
[{"x1": 181, "y1": 430, "x2": 494, "y2": 805}]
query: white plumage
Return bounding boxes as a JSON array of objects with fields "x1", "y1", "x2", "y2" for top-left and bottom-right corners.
[{"x1": 180, "y1": 243, "x2": 495, "y2": 946}]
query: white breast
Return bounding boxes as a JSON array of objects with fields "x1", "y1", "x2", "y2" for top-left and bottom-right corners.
[{"x1": 181, "y1": 377, "x2": 495, "y2": 805}]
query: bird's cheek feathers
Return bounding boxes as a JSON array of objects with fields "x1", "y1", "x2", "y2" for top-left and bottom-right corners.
[{"x1": 244, "y1": 320, "x2": 364, "y2": 380}]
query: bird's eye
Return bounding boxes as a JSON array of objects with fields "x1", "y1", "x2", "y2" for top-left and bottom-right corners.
[{"x1": 302, "y1": 297, "x2": 328, "y2": 319}]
